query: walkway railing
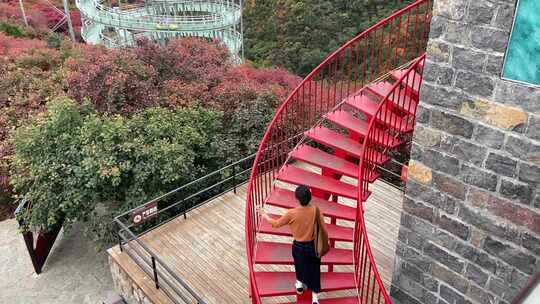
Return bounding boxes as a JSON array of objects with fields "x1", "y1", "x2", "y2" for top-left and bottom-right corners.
[
  {"x1": 244, "y1": 1, "x2": 432, "y2": 303},
  {"x1": 113, "y1": 153, "x2": 255, "y2": 304},
  {"x1": 355, "y1": 55, "x2": 426, "y2": 303}
]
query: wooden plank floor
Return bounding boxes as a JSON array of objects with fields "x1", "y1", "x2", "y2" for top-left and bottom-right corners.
[{"x1": 112, "y1": 162, "x2": 404, "y2": 304}]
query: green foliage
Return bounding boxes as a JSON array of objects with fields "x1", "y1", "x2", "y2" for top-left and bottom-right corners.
[
  {"x1": 2, "y1": 38, "x2": 298, "y2": 243},
  {"x1": 11, "y1": 98, "x2": 222, "y2": 237},
  {"x1": 46, "y1": 32, "x2": 62, "y2": 49},
  {"x1": 244, "y1": 0, "x2": 414, "y2": 75},
  {"x1": 218, "y1": 93, "x2": 277, "y2": 163},
  {"x1": 0, "y1": 22, "x2": 26, "y2": 38}
]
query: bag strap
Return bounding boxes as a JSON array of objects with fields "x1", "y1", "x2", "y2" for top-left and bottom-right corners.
[{"x1": 313, "y1": 205, "x2": 319, "y2": 241}]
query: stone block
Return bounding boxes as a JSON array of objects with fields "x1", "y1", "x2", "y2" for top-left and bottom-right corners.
[
  {"x1": 433, "y1": 171, "x2": 468, "y2": 200},
  {"x1": 485, "y1": 54, "x2": 504, "y2": 76},
  {"x1": 460, "y1": 99, "x2": 528, "y2": 132},
  {"x1": 440, "y1": 284, "x2": 469, "y2": 304},
  {"x1": 473, "y1": 124, "x2": 505, "y2": 149},
  {"x1": 406, "y1": 181, "x2": 447, "y2": 209},
  {"x1": 466, "y1": 0, "x2": 496, "y2": 25},
  {"x1": 454, "y1": 241, "x2": 477, "y2": 260},
  {"x1": 431, "y1": 227, "x2": 459, "y2": 250},
  {"x1": 422, "y1": 148, "x2": 461, "y2": 176},
  {"x1": 413, "y1": 125, "x2": 442, "y2": 148},
  {"x1": 517, "y1": 163, "x2": 540, "y2": 187},
  {"x1": 487, "y1": 276, "x2": 508, "y2": 298},
  {"x1": 459, "y1": 164, "x2": 498, "y2": 191},
  {"x1": 451, "y1": 138, "x2": 487, "y2": 167},
  {"x1": 411, "y1": 142, "x2": 424, "y2": 160},
  {"x1": 402, "y1": 212, "x2": 434, "y2": 237},
  {"x1": 408, "y1": 160, "x2": 433, "y2": 184},
  {"x1": 493, "y1": 3, "x2": 516, "y2": 31},
  {"x1": 443, "y1": 21, "x2": 470, "y2": 45},
  {"x1": 483, "y1": 236, "x2": 537, "y2": 274},
  {"x1": 436, "y1": 213, "x2": 470, "y2": 241},
  {"x1": 429, "y1": 16, "x2": 446, "y2": 39},
  {"x1": 504, "y1": 135, "x2": 540, "y2": 165},
  {"x1": 424, "y1": 62, "x2": 455, "y2": 86},
  {"x1": 453, "y1": 47, "x2": 487, "y2": 71},
  {"x1": 534, "y1": 191, "x2": 540, "y2": 209},
  {"x1": 399, "y1": 242, "x2": 433, "y2": 273},
  {"x1": 485, "y1": 152, "x2": 517, "y2": 177},
  {"x1": 390, "y1": 286, "x2": 422, "y2": 304},
  {"x1": 395, "y1": 273, "x2": 428, "y2": 301},
  {"x1": 521, "y1": 232, "x2": 540, "y2": 256},
  {"x1": 455, "y1": 71, "x2": 495, "y2": 98},
  {"x1": 427, "y1": 40, "x2": 452, "y2": 64},
  {"x1": 506, "y1": 268, "x2": 530, "y2": 289},
  {"x1": 526, "y1": 115, "x2": 540, "y2": 141},
  {"x1": 404, "y1": 196, "x2": 435, "y2": 222},
  {"x1": 475, "y1": 251, "x2": 499, "y2": 274},
  {"x1": 465, "y1": 263, "x2": 489, "y2": 287},
  {"x1": 458, "y1": 199, "x2": 521, "y2": 242},
  {"x1": 416, "y1": 104, "x2": 431, "y2": 124},
  {"x1": 424, "y1": 241, "x2": 465, "y2": 273},
  {"x1": 440, "y1": 131, "x2": 458, "y2": 151},
  {"x1": 401, "y1": 260, "x2": 432, "y2": 287},
  {"x1": 468, "y1": 284, "x2": 497, "y2": 304},
  {"x1": 433, "y1": 0, "x2": 468, "y2": 20},
  {"x1": 486, "y1": 194, "x2": 540, "y2": 234},
  {"x1": 432, "y1": 263, "x2": 469, "y2": 293},
  {"x1": 441, "y1": 195, "x2": 458, "y2": 215},
  {"x1": 470, "y1": 26, "x2": 510, "y2": 52},
  {"x1": 431, "y1": 109, "x2": 474, "y2": 139},
  {"x1": 469, "y1": 227, "x2": 486, "y2": 248},
  {"x1": 406, "y1": 230, "x2": 426, "y2": 251},
  {"x1": 494, "y1": 81, "x2": 540, "y2": 114},
  {"x1": 421, "y1": 83, "x2": 464, "y2": 111},
  {"x1": 499, "y1": 178, "x2": 533, "y2": 205}
]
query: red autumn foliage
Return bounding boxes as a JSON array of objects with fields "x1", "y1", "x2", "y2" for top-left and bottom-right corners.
[
  {"x1": 0, "y1": 32, "x2": 46, "y2": 56},
  {"x1": 65, "y1": 38, "x2": 301, "y2": 115},
  {"x1": 0, "y1": 35, "x2": 301, "y2": 196}
]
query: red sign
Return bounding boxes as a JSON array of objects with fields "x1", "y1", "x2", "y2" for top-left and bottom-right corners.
[
  {"x1": 401, "y1": 165, "x2": 409, "y2": 182},
  {"x1": 131, "y1": 201, "x2": 158, "y2": 225}
]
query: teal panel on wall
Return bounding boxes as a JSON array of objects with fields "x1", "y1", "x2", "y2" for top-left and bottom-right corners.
[{"x1": 502, "y1": 0, "x2": 540, "y2": 87}]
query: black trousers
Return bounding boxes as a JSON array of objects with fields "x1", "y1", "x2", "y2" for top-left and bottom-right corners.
[{"x1": 292, "y1": 240, "x2": 321, "y2": 293}]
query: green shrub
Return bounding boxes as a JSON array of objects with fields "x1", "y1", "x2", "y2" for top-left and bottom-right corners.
[
  {"x1": 11, "y1": 98, "x2": 222, "y2": 240},
  {"x1": 46, "y1": 32, "x2": 62, "y2": 49},
  {"x1": 0, "y1": 22, "x2": 26, "y2": 38}
]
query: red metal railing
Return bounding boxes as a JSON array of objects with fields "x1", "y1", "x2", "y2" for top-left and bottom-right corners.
[
  {"x1": 355, "y1": 54, "x2": 426, "y2": 303},
  {"x1": 245, "y1": 1, "x2": 432, "y2": 303}
]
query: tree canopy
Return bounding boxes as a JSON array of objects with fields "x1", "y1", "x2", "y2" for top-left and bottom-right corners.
[{"x1": 244, "y1": 0, "x2": 414, "y2": 75}]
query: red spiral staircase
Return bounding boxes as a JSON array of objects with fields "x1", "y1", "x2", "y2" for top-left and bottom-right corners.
[{"x1": 245, "y1": 1, "x2": 432, "y2": 303}]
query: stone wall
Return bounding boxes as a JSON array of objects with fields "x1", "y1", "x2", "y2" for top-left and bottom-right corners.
[
  {"x1": 390, "y1": 1, "x2": 540, "y2": 304},
  {"x1": 109, "y1": 254, "x2": 154, "y2": 304}
]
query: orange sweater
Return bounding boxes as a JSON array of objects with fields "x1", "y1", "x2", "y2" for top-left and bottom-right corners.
[{"x1": 267, "y1": 205, "x2": 318, "y2": 242}]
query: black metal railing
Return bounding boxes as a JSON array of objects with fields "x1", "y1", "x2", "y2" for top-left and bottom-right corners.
[{"x1": 112, "y1": 152, "x2": 256, "y2": 304}]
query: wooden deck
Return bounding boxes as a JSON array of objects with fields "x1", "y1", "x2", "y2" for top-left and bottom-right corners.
[{"x1": 109, "y1": 163, "x2": 404, "y2": 304}]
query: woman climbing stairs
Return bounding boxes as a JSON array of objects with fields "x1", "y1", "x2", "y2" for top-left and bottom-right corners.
[{"x1": 245, "y1": 1, "x2": 432, "y2": 303}]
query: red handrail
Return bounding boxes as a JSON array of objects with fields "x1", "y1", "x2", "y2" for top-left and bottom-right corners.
[
  {"x1": 355, "y1": 55, "x2": 427, "y2": 303},
  {"x1": 245, "y1": 1, "x2": 432, "y2": 303}
]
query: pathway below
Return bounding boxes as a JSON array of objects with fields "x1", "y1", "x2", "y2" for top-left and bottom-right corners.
[{"x1": 0, "y1": 219, "x2": 114, "y2": 303}]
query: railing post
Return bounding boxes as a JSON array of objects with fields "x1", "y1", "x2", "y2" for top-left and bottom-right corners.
[
  {"x1": 118, "y1": 231, "x2": 123, "y2": 252},
  {"x1": 151, "y1": 256, "x2": 159, "y2": 289},
  {"x1": 182, "y1": 199, "x2": 187, "y2": 220},
  {"x1": 232, "y1": 165, "x2": 237, "y2": 194}
]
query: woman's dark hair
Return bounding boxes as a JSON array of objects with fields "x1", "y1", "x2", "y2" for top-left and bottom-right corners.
[{"x1": 295, "y1": 185, "x2": 312, "y2": 206}]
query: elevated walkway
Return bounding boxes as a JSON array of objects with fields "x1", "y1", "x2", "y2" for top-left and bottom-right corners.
[
  {"x1": 108, "y1": 163, "x2": 404, "y2": 303},
  {"x1": 76, "y1": 0, "x2": 243, "y2": 59}
]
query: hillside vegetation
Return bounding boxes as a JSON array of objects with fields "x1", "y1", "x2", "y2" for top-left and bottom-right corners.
[{"x1": 244, "y1": 0, "x2": 415, "y2": 75}]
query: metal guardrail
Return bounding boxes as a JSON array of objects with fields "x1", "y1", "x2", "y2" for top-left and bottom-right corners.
[
  {"x1": 112, "y1": 152, "x2": 256, "y2": 304},
  {"x1": 77, "y1": 0, "x2": 241, "y2": 31}
]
